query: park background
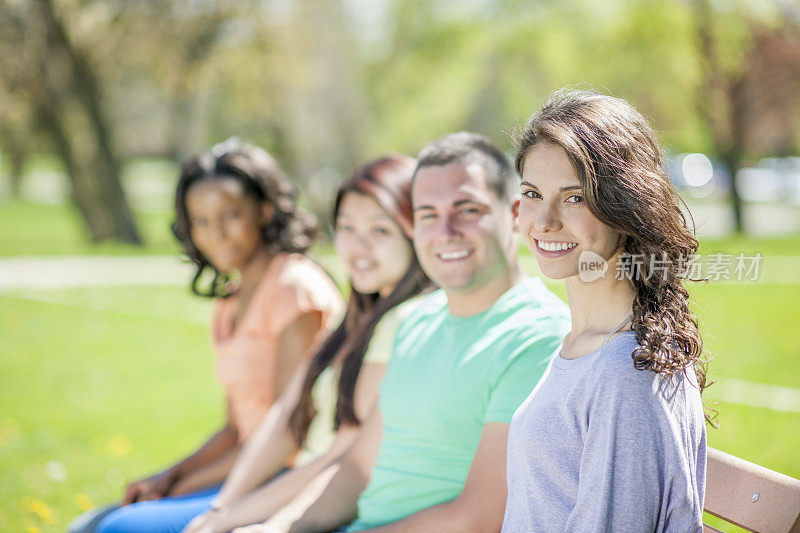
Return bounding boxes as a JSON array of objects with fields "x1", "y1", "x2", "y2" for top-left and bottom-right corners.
[{"x1": 1, "y1": 0, "x2": 799, "y2": 531}]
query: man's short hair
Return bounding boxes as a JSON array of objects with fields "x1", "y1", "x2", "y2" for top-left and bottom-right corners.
[{"x1": 413, "y1": 132, "x2": 516, "y2": 202}]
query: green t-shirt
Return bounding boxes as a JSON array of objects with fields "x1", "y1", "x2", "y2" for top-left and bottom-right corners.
[
  {"x1": 348, "y1": 277, "x2": 571, "y2": 531},
  {"x1": 294, "y1": 296, "x2": 426, "y2": 466}
]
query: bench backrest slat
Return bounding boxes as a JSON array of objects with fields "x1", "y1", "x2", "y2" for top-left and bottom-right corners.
[{"x1": 704, "y1": 447, "x2": 800, "y2": 532}]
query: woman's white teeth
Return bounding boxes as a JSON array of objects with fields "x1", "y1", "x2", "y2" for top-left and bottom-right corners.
[
  {"x1": 439, "y1": 250, "x2": 470, "y2": 260},
  {"x1": 355, "y1": 259, "x2": 373, "y2": 270},
  {"x1": 539, "y1": 241, "x2": 577, "y2": 252}
]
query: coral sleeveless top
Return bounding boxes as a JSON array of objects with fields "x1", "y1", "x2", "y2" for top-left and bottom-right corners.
[{"x1": 212, "y1": 253, "x2": 343, "y2": 442}]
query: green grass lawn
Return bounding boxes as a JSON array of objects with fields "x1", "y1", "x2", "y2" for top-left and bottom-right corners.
[
  {"x1": 0, "y1": 200, "x2": 179, "y2": 256},
  {"x1": 2, "y1": 200, "x2": 799, "y2": 531},
  {"x1": 3, "y1": 279, "x2": 798, "y2": 532},
  {"x1": 0, "y1": 288, "x2": 220, "y2": 531}
]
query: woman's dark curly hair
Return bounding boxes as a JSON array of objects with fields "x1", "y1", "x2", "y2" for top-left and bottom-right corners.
[
  {"x1": 515, "y1": 89, "x2": 714, "y2": 423},
  {"x1": 172, "y1": 138, "x2": 317, "y2": 298},
  {"x1": 288, "y1": 155, "x2": 434, "y2": 447}
]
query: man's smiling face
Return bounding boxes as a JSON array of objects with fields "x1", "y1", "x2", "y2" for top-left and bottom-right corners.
[{"x1": 412, "y1": 161, "x2": 516, "y2": 295}]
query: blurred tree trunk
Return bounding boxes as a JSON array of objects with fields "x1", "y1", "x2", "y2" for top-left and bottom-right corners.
[
  {"x1": 0, "y1": 2, "x2": 31, "y2": 200},
  {"x1": 694, "y1": 0, "x2": 745, "y2": 234},
  {"x1": 34, "y1": 0, "x2": 141, "y2": 243},
  {"x1": 693, "y1": 2, "x2": 800, "y2": 235},
  {"x1": 0, "y1": 123, "x2": 28, "y2": 198}
]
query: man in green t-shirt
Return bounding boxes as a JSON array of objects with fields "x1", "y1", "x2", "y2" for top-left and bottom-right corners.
[{"x1": 259, "y1": 132, "x2": 570, "y2": 533}]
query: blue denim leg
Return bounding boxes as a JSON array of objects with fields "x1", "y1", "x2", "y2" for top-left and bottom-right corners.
[{"x1": 96, "y1": 485, "x2": 220, "y2": 533}]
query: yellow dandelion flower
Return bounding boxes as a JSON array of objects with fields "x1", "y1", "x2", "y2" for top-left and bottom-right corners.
[
  {"x1": 75, "y1": 493, "x2": 94, "y2": 511},
  {"x1": 21, "y1": 496, "x2": 57, "y2": 524},
  {"x1": 0, "y1": 419, "x2": 22, "y2": 447},
  {"x1": 107, "y1": 433, "x2": 133, "y2": 457}
]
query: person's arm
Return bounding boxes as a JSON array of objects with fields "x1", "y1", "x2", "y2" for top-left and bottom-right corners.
[
  {"x1": 273, "y1": 312, "x2": 323, "y2": 401},
  {"x1": 254, "y1": 404, "x2": 384, "y2": 533},
  {"x1": 181, "y1": 367, "x2": 306, "y2": 533},
  {"x1": 170, "y1": 440, "x2": 241, "y2": 495},
  {"x1": 200, "y1": 361, "x2": 388, "y2": 532},
  {"x1": 362, "y1": 422, "x2": 510, "y2": 533},
  {"x1": 181, "y1": 395, "x2": 299, "y2": 533},
  {"x1": 123, "y1": 405, "x2": 240, "y2": 504},
  {"x1": 208, "y1": 425, "x2": 359, "y2": 532}
]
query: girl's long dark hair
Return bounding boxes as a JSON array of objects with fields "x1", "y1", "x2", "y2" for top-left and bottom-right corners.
[
  {"x1": 515, "y1": 89, "x2": 714, "y2": 424},
  {"x1": 171, "y1": 138, "x2": 317, "y2": 297},
  {"x1": 288, "y1": 155, "x2": 433, "y2": 447}
]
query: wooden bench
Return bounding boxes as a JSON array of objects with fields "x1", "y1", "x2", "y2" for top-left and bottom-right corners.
[{"x1": 704, "y1": 447, "x2": 800, "y2": 532}]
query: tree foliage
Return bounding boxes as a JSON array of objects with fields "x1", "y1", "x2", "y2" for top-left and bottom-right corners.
[{"x1": 2, "y1": 0, "x2": 800, "y2": 240}]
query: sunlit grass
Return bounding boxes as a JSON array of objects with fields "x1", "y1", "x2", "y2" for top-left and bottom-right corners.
[
  {"x1": 0, "y1": 289, "x2": 219, "y2": 531},
  {"x1": 0, "y1": 200, "x2": 179, "y2": 256}
]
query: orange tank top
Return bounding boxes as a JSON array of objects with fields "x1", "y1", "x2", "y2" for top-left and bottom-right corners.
[{"x1": 212, "y1": 253, "x2": 343, "y2": 442}]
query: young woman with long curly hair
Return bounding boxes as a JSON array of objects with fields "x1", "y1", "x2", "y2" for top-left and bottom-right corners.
[{"x1": 502, "y1": 90, "x2": 709, "y2": 532}]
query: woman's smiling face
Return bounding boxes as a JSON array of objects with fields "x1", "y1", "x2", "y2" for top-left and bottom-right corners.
[
  {"x1": 335, "y1": 192, "x2": 413, "y2": 297},
  {"x1": 186, "y1": 177, "x2": 270, "y2": 274},
  {"x1": 518, "y1": 142, "x2": 622, "y2": 281}
]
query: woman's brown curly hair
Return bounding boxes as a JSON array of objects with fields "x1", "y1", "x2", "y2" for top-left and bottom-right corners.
[
  {"x1": 515, "y1": 89, "x2": 714, "y2": 423},
  {"x1": 172, "y1": 138, "x2": 317, "y2": 298}
]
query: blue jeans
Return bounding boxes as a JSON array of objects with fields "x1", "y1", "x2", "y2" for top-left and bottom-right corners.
[{"x1": 95, "y1": 485, "x2": 220, "y2": 533}]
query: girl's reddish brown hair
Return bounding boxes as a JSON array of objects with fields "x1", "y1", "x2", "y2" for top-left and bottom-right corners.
[{"x1": 288, "y1": 155, "x2": 433, "y2": 447}]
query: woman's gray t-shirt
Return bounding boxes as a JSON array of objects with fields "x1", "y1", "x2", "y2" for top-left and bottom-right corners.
[{"x1": 501, "y1": 331, "x2": 706, "y2": 532}]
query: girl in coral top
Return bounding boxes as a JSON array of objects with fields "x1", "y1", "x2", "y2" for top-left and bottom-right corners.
[{"x1": 73, "y1": 139, "x2": 343, "y2": 533}]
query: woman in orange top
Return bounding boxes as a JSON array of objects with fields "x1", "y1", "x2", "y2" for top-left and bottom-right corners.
[{"x1": 72, "y1": 139, "x2": 343, "y2": 533}]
